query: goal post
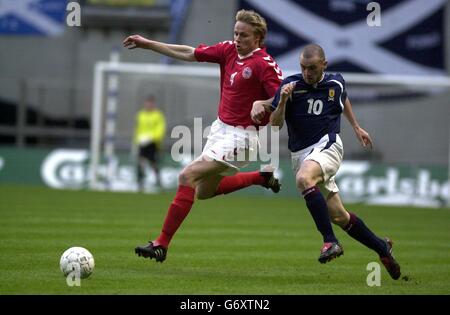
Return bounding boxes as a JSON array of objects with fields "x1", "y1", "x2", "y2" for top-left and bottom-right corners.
[{"x1": 89, "y1": 61, "x2": 220, "y2": 189}]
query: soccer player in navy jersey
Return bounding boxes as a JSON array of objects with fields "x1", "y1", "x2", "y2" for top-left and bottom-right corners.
[
  {"x1": 252, "y1": 44, "x2": 401, "y2": 280},
  {"x1": 123, "y1": 10, "x2": 283, "y2": 263}
]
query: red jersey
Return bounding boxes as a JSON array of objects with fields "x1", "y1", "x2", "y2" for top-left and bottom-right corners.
[{"x1": 194, "y1": 41, "x2": 283, "y2": 128}]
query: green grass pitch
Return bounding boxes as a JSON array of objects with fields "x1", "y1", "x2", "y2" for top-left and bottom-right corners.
[{"x1": 0, "y1": 185, "x2": 449, "y2": 294}]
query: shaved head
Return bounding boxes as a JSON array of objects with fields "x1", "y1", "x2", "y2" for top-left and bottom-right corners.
[
  {"x1": 301, "y1": 44, "x2": 325, "y2": 61},
  {"x1": 299, "y1": 44, "x2": 327, "y2": 85}
]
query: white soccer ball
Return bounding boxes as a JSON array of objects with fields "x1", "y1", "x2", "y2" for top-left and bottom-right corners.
[{"x1": 60, "y1": 247, "x2": 95, "y2": 279}]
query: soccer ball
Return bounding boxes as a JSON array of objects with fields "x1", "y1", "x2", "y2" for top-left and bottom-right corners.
[{"x1": 60, "y1": 247, "x2": 95, "y2": 279}]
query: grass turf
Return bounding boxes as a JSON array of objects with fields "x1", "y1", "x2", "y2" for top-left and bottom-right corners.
[{"x1": 0, "y1": 185, "x2": 449, "y2": 294}]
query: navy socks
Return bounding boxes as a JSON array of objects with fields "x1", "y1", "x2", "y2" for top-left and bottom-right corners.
[
  {"x1": 344, "y1": 212, "x2": 389, "y2": 257},
  {"x1": 302, "y1": 186, "x2": 338, "y2": 243}
]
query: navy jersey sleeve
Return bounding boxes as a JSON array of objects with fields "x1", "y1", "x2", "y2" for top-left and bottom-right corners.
[
  {"x1": 337, "y1": 74, "x2": 348, "y2": 106},
  {"x1": 271, "y1": 82, "x2": 283, "y2": 111}
]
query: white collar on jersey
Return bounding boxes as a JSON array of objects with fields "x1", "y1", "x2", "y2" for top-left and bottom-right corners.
[{"x1": 238, "y1": 47, "x2": 261, "y2": 59}]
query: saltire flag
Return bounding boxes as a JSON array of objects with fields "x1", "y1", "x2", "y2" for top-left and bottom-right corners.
[
  {"x1": 239, "y1": 0, "x2": 446, "y2": 75},
  {"x1": 0, "y1": 0, "x2": 67, "y2": 36}
]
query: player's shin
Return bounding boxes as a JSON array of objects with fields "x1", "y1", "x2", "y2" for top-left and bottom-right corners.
[
  {"x1": 302, "y1": 186, "x2": 338, "y2": 243},
  {"x1": 343, "y1": 212, "x2": 389, "y2": 257},
  {"x1": 154, "y1": 185, "x2": 195, "y2": 248}
]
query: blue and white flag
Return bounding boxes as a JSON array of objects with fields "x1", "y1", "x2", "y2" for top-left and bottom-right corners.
[
  {"x1": 240, "y1": 0, "x2": 446, "y2": 75},
  {"x1": 0, "y1": 0, "x2": 66, "y2": 36}
]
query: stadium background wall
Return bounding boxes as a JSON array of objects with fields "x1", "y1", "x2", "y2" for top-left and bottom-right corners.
[{"x1": 0, "y1": 147, "x2": 448, "y2": 208}]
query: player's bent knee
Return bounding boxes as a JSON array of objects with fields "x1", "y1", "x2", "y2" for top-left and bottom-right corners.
[
  {"x1": 178, "y1": 168, "x2": 196, "y2": 187},
  {"x1": 195, "y1": 190, "x2": 215, "y2": 200},
  {"x1": 330, "y1": 214, "x2": 348, "y2": 228},
  {"x1": 296, "y1": 173, "x2": 315, "y2": 191}
]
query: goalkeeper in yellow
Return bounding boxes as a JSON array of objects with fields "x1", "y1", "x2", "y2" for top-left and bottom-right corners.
[{"x1": 134, "y1": 95, "x2": 166, "y2": 191}]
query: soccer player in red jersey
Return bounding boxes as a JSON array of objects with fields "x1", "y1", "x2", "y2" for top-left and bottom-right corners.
[{"x1": 123, "y1": 10, "x2": 283, "y2": 262}]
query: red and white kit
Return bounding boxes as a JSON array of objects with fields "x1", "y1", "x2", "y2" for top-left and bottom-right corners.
[{"x1": 194, "y1": 41, "x2": 283, "y2": 174}]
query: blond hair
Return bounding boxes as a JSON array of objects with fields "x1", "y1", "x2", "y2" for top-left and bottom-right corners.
[{"x1": 235, "y1": 9, "x2": 267, "y2": 46}]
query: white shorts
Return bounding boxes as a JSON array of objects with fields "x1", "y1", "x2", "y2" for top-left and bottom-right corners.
[
  {"x1": 291, "y1": 134, "x2": 344, "y2": 193},
  {"x1": 201, "y1": 118, "x2": 259, "y2": 176}
]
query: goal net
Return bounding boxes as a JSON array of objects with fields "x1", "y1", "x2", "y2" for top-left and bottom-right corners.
[{"x1": 89, "y1": 61, "x2": 221, "y2": 191}]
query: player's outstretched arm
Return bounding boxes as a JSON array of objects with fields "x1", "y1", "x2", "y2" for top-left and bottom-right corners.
[
  {"x1": 343, "y1": 97, "x2": 373, "y2": 149},
  {"x1": 123, "y1": 35, "x2": 196, "y2": 62}
]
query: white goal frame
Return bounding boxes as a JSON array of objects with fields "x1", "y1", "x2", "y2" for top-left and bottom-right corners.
[{"x1": 89, "y1": 61, "x2": 450, "y2": 203}]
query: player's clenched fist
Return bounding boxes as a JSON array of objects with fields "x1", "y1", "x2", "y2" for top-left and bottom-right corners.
[
  {"x1": 123, "y1": 35, "x2": 150, "y2": 49},
  {"x1": 280, "y1": 82, "x2": 295, "y2": 102},
  {"x1": 251, "y1": 101, "x2": 267, "y2": 124}
]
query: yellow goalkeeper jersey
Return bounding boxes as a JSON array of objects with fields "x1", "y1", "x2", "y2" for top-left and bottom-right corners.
[{"x1": 134, "y1": 109, "x2": 166, "y2": 147}]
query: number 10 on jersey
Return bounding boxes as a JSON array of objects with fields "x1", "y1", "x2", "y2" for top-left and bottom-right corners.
[{"x1": 307, "y1": 98, "x2": 323, "y2": 115}]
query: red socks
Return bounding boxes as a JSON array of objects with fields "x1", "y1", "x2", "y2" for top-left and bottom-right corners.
[
  {"x1": 215, "y1": 171, "x2": 265, "y2": 195},
  {"x1": 155, "y1": 185, "x2": 195, "y2": 248},
  {"x1": 154, "y1": 172, "x2": 265, "y2": 248}
]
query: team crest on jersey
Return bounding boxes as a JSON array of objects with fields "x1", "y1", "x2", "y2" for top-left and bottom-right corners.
[
  {"x1": 242, "y1": 67, "x2": 252, "y2": 79},
  {"x1": 328, "y1": 88, "x2": 335, "y2": 101}
]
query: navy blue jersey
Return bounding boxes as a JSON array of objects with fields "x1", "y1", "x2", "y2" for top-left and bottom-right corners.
[{"x1": 271, "y1": 73, "x2": 347, "y2": 152}]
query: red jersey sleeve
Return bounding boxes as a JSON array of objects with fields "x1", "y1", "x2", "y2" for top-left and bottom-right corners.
[
  {"x1": 194, "y1": 41, "x2": 233, "y2": 64},
  {"x1": 261, "y1": 58, "x2": 283, "y2": 98}
]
